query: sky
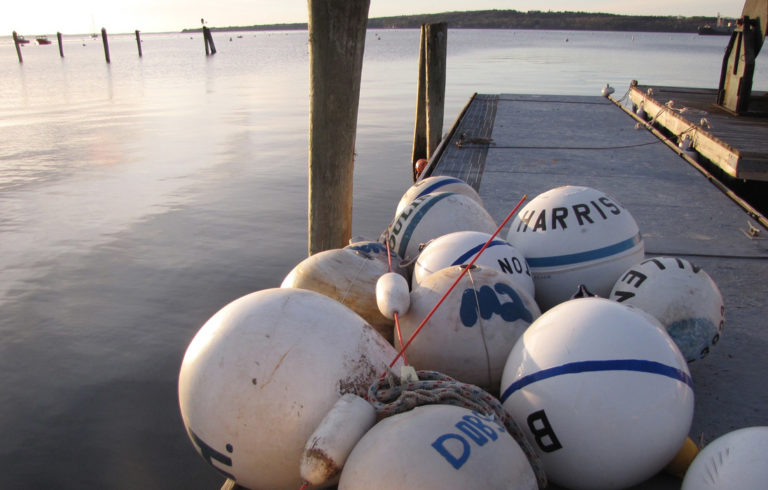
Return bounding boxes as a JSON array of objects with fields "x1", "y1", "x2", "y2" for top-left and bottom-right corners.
[{"x1": 5, "y1": 1, "x2": 744, "y2": 36}]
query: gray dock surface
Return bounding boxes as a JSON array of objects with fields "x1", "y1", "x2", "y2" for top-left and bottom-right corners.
[{"x1": 431, "y1": 94, "x2": 768, "y2": 489}]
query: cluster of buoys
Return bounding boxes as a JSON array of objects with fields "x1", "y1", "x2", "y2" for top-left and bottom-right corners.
[{"x1": 178, "y1": 175, "x2": 764, "y2": 490}]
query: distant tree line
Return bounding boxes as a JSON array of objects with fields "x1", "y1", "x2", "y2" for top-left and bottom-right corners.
[{"x1": 182, "y1": 10, "x2": 728, "y2": 34}]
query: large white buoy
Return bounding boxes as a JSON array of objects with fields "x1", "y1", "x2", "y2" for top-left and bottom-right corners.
[
  {"x1": 506, "y1": 185, "x2": 644, "y2": 310},
  {"x1": 413, "y1": 230, "x2": 535, "y2": 298},
  {"x1": 387, "y1": 192, "x2": 497, "y2": 262},
  {"x1": 300, "y1": 394, "x2": 376, "y2": 487},
  {"x1": 500, "y1": 297, "x2": 694, "y2": 490},
  {"x1": 281, "y1": 240, "x2": 404, "y2": 342},
  {"x1": 609, "y1": 257, "x2": 724, "y2": 362},
  {"x1": 338, "y1": 405, "x2": 538, "y2": 490},
  {"x1": 398, "y1": 265, "x2": 540, "y2": 391},
  {"x1": 395, "y1": 175, "x2": 484, "y2": 217},
  {"x1": 682, "y1": 427, "x2": 768, "y2": 489},
  {"x1": 178, "y1": 288, "x2": 401, "y2": 490}
]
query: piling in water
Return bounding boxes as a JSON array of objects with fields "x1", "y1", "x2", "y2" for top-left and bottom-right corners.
[
  {"x1": 203, "y1": 26, "x2": 216, "y2": 55},
  {"x1": 135, "y1": 30, "x2": 143, "y2": 57},
  {"x1": 57, "y1": 32, "x2": 64, "y2": 57},
  {"x1": 411, "y1": 23, "x2": 447, "y2": 178},
  {"x1": 101, "y1": 27, "x2": 110, "y2": 63},
  {"x1": 12, "y1": 31, "x2": 23, "y2": 63},
  {"x1": 307, "y1": 0, "x2": 370, "y2": 255}
]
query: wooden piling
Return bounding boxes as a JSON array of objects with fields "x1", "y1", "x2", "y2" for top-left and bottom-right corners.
[
  {"x1": 135, "y1": 30, "x2": 143, "y2": 57},
  {"x1": 203, "y1": 26, "x2": 216, "y2": 55},
  {"x1": 57, "y1": 32, "x2": 64, "y2": 57},
  {"x1": 307, "y1": 0, "x2": 370, "y2": 255},
  {"x1": 101, "y1": 27, "x2": 110, "y2": 63},
  {"x1": 425, "y1": 23, "x2": 447, "y2": 160},
  {"x1": 12, "y1": 31, "x2": 23, "y2": 63},
  {"x1": 411, "y1": 24, "x2": 428, "y2": 180}
]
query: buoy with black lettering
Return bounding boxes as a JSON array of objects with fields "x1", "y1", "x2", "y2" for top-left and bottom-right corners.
[
  {"x1": 281, "y1": 240, "x2": 405, "y2": 342},
  {"x1": 178, "y1": 288, "x2": 401, "y2": 490},
  {"x1": 506, "y1": 185, "x2": 644, "y2": 310},
  {"x1": 500, "y1": 297, "x2": 694, "y2": 490},
  {"x1": 395, "y1": 175, "x2": 484, "y2": 217},
  {"x1": 609, "y1": 257, "x2": 724, "y2": 362},
  {"x1": 387, "y1": 192, "x2": 497, "y2": 263},
  {"x1": 398, "y1": 265, "x2": 540, "y2": 391},
  {"x1": 300, "y1": 394, "x2": 376, "y2": 487},
  {"x1": 338, "y1": 404, "x2": 538, "y2": 490},
  {"x1": 682, "y1": 426, "x2": 768, "y2": 489},
  {"x1": 413, "y1": 230, "x2": 535, "y2": 299}
]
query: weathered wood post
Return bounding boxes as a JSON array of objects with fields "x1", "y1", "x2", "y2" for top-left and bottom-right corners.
[
  {"x1": 425, "y1": 22, "x2": 447, "y2": 161},
  {"x1": 135, "y1": 30, "x2": 143, "y2": 57},
  {"x1": 101, "y1": 27, "x2": 111, "y2": 63},
  {"x1": 203, "y1": 26, "x2": 216, "y2": 55},
  {"x1": 411, "y1": 24, "x2": 427, "y2": 180},
  {"x1": 307, "y1": 0, "x2": 370, "y2": 255},
  {"x1": 57, "y1": 32, "x2": 64, "y2": 57},
  {"x1": 12, "y1": 31, "x2": 23, "y2": 63}
]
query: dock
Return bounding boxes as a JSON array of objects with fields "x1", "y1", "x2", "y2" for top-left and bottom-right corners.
[
  {"x1": 428, "y1": 93, "x2": 768, "y2": 489},
  {"x1": 628, "y1": 84, "x2": 768, "y2": 181}
]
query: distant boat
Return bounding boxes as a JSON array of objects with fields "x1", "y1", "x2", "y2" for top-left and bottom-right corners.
[
  {"x1": 698, "y1": 13, "x2": 734, "y2": 35},
  {"x1": 17, "y1": 35, "x2": 30, "y2": 45},
  {"x1": 36, "y1": 36, "x2": 52, "y2": 45}
]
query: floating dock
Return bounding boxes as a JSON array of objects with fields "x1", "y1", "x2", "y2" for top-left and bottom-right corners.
[
  {"x1": 428, "y1": 93, "x2": 768, "y2": 489},
  {"x1": 628, "y1": 84, "x2": 768, "y2": 181}
]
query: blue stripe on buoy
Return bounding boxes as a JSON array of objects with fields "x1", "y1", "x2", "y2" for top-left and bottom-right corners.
[
  {"x1": 415, "y1": 177, "x2": 466, "y2": 200},
  {"x1": 525, "y1": 234, "x2": 642, "y2": 268},
  {"x1": 397, "y1": 193, "x2": 453, "y2": 259},
  {"x1": 450, "y1": 240, "x2": 508, "y2": 266},
  {"x1": 499, "y1": 358, "x2": 693, "y2": 403}
]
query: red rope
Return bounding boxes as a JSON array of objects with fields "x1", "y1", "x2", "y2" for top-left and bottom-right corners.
[{"x1": 387, "y1": 194, "x2": 528, "y2": 369}]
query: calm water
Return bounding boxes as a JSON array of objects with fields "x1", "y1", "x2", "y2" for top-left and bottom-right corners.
[{"x1": 1, "y1": 29, "x2": 764, "y2": 488}]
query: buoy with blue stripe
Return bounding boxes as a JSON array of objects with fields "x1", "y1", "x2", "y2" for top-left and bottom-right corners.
[
  {"x1": 178, "y1": 288, "x2": 401, "y2": 490},
  {"x1": 413, "y1": 230, "x2": 535, "y2": 299},
  {"x1": 682, "y1": 426, "x2": 768, "y2": 489},
  {"x1": 399, "y1": 265, "x2": 540, "y2": 391},
  {"x1": 609, "y1": 257, "x2": 724, "y2": 362},
  {"x1": 506, "y1": 185, "x2": 644, "y2": 311},
  {"x1": 338, "y1": 405, "x2": 538, "y2": 490},
  {"x1": 500, "y1": 297, "x2": 694, "y2": 490},
  {"x1": 387, "y1": 192, "x2": 497, "y2": 262},
  {"x1": 395, "y1": 175, "x2": 484, "y2": 217}
]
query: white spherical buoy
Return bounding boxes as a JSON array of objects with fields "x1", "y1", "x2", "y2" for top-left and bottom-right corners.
[
  {"x1": 413, "y1": 230, "x2": 535, "y2": 299},
  {"x1": 399, "y1": 265, "x2": 540, "y2": 391},
  {"x1": 375, "y1": 271, "x2": 411, "y2": 320},
  {"x1": 682, "y1": 427, "x2": 768, "y2": 489},
  {"x1": 500, "y1": 297, "x2": 694, "y2": 490},
  {"x1": 178, "y1": 288, "x2": 401, "y2": 490},
  {"x1": 281, "y1": 241, "x2": 404, "y2": 342},
  {"x1": 601, "y1": 84, "x2": 615, "y2": 97},
  {"x1": 387, "y1": 192, "x2": 497, "y2": 262},
  {"x1": 506, "y1": 185, "x2": 644, "y2": 311},
  {"x1": 338, "y1": 405, "x2": 537, "y2": 490},
  {"x1": 609, "y1": 257, "x2": 724, "y2": 362},
  {"x1": 300, "y1": 394, "x2": 376, "y2": 487},
  {"x1": 395, "y1": 176, "x2": 483, "y2": 217}
]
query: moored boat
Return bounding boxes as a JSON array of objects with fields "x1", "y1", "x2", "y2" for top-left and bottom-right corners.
[{"x1": 36, "y1": 36, "x2": 52, "y2": 45}]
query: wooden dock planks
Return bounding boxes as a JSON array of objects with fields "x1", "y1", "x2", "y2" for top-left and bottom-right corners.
[{"x1": 628, "y1": 84, "x2": 768, "y2": 181}]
